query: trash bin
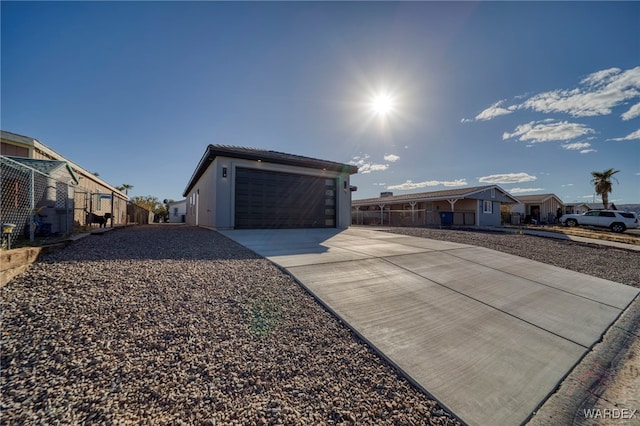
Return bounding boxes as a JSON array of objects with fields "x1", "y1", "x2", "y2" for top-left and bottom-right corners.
[{"x1": 439, "y1": 212, "x2": 453, "y2": 226}]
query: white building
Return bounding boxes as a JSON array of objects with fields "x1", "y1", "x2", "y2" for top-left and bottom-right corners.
[
  {"x1": 183, "y1": 145, "x2": 358, "y2": 229},
  {"x1": 167, "y1": 199, "x2": 187, "y2": 223}
]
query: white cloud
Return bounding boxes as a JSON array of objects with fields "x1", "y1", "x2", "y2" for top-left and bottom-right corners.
[
  {"x1": 561, "y1": 142, "x2": 591, "y2": 150},
  {"x1": 468, "y1": 66, "x2": 640, "y2": 122},
  {"x1": 349, "y1": 154, "x2": 390, "y2": 174},
  {"x1": 478, "y1": 172, "x2": 537, "y2": 184},
  {"x1": 621, "y1": 102, "x2": 640, "y2": 120},
  {"x1": 359, "y1": 163, "x2": 389, "y2": 173},
  {"x1": 561, "y1": 183, "x2": 574, "y2": 187},
  {"x1": 387, "y1": 179, "x2": 467, "y2": 191},
  {"x1": 384, "y1": 154, "x2": 400, "y2": 162},
  {"x1": 521, "y1": 67, "x2": 640, "y2": 117},
  {"x1": 474, "y1": 100, "x2": 514, "y2": 121},
  {"x1": 509, "y1": 187, "x2": 545, "y2": 194},
  {"x1": 579, "y1": 149, "x2": 597, "y2": 154},
  {"x1": 503, "y1": 120, "x2": 594, "y2": 143},
  {"x1": 607, "y1": 129, "x2": 640, "y2": 141}
]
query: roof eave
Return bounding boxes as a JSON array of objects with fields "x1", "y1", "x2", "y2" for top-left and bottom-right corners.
[{"x1": 183, "y1": 145, "x2": 358, "y2": 197}]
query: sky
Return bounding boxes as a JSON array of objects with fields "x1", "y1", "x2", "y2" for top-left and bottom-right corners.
[{"x1": 2, "y1": 1, "x2": 639, "y2": 204}]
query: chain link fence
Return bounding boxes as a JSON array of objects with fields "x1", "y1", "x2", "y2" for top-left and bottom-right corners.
[
  {"x1": 1, "y1": 156, "x2": 147, "y2": 250},
  {"x1": 1, "y1": 156, "x2": 74, "y2": 249}
]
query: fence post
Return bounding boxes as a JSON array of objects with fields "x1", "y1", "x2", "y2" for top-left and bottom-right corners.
[
  {"x1": 29, "y1": 169, "x2": 35, "y2": 242},
  {"x1": 66, "y1": 183, "x2": 71, "y2": 235}
]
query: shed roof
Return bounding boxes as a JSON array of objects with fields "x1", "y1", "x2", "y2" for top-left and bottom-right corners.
[
  {"x1": 353, "y1": 185, "x2": 520, "y2": 206},
  {"x1": 5, "y1": 156, "x2": 80, "y2": 184},
  {"x1": 183, "y1": 144, "x2": 358, "y2": 196}
]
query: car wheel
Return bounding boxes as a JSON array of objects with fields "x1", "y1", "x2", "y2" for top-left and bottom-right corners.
[
  {"x1": 610, "y1": 223, "x2": 626, "y2": 233},
  {"x1": 566, "y1": 219, "x2": 578, "y2": 227}
]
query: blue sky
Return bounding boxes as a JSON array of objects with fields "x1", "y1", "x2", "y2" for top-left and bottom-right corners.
[{"x1": 2, "y1": 1, "x2": 639, "y2": 203}]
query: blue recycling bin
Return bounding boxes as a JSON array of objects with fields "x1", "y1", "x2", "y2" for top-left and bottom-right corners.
[{"x1": 440, "y1": 211, "x2": 453, "y2": 226}]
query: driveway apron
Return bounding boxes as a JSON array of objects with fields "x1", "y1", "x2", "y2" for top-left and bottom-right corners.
[{"x1": 220, "y1": 227, "x2": 639, "y2": 426}]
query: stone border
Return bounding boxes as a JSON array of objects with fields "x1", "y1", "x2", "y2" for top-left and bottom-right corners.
[
  {"x1": 1, "y1": 244, "x2": 66, "y2": 287},
  {"x1": 0, "y1": 228, "x2": 114, "y2": 287}
]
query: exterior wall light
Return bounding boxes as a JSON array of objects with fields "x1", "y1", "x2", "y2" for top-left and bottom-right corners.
[{"x1": 222, "y1": 167, "x2": 227, "y2": 178}]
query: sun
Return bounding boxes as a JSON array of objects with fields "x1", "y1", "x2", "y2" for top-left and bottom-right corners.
[{"x1": 370, "y1": 92, "x2": 395, "y2": 116}]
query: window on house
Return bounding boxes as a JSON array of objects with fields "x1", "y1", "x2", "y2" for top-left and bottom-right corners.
[
  {"x1": 174, "y1": 207, "x2": 178, "y2": 215},
  {"x1": 491, "y1": 188, "x2": 496, "y2": 198},
  {"x1": 483, "y1": 200, "x2": 493, "y2": 214}
]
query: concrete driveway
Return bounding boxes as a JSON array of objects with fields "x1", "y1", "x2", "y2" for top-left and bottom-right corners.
[{"x1": 220, "y1": 227, "x2": 639, "y2": 426}]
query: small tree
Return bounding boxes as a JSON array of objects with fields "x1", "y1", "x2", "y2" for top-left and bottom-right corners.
[
  {"x1": 130, "y1": 195, "x2": 168, "y2": 221},
  {"x1": 591, "y1": 168, "x2": 619, "y2": 209}
]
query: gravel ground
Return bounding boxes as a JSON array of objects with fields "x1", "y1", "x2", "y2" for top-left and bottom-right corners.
[
  {"x1": 1, "y1": 225, "x2": 461, "y2": 425},
  {"x1": 382, "y1": 227, "x2": 640, "y2": 288}
]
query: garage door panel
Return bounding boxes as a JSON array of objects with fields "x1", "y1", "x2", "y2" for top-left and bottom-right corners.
[{"x1": 235, "y1": 168, "x2": 336, "y2": 229}]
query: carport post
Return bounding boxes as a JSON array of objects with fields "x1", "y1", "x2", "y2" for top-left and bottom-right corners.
[
  {"x1": 378, "y1": 204, "x2": 386, "y2": 225},
  {"x1": 410, "y1": 202, "x2": 417, "y2": 225}
]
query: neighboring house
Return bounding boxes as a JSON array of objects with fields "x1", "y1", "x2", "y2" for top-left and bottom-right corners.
[
  {"x1": 352, "y1": 185, "x2": 519, "y2": 227},
  {"x1": 511, "y1": 193, "x2": 564, "y2": 224},
  {"x1": 1, "y1": 130, "x2": 128, "y2": 227},
  {"x1": 182, "y1": 145, "x2": 358, "y2": 229},
  {"x1": 563, "y1": 202, "x2": 593, "y2": 215},
  {"x1": 1, "y1": 156, "x2": 79, "y2": 236},
  {"x1": 167, "y1": 199, "x2": 187, "y2": 223}
]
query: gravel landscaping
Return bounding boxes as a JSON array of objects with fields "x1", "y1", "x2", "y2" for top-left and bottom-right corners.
[
  {"x1": 3, "y1": 225, "x2": 638, "y2": 425},
  {"x1": 1, "y1": 225, "x2": 461, "y2": 425}
]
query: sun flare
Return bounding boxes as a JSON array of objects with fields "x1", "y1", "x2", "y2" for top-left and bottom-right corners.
[{"x1": 370, "y1": 93, "x2": 395, "y2": 116}]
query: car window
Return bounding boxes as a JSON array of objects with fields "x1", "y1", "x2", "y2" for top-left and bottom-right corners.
[
  {"x1": 599, "y1": 212, "x2": 615, "y2": 217},
  {"x1": 620, "y1": 212, "x2": 636, "y2": 219},
  {"x1": 585, "y1": 211, "x2": 600, "y2": 216}
]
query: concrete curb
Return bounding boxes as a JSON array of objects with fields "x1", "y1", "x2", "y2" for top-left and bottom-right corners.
[{"x1": 527, "y1": 294, "x2": 640, "y2": 425}]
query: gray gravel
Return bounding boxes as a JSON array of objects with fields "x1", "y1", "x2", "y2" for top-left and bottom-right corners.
[
  {"x1": 1, "y1": 225, "x2": 461, "y2": 425},
  {"x1": 383, "y1": 227, "x2": 640, "y2": 288}
]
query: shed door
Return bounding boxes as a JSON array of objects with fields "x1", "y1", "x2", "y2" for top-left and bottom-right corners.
[{"x1": 234, "y1": 168, "x2": 336, "y2": 229}]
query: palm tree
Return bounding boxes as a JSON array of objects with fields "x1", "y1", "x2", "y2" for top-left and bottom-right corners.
[
  {"x1": 121, "y1": 184, "x2": 134, "y2": 196},
  {"x1": 591, "y1": 168, "x2": 619, "y2": 209}
]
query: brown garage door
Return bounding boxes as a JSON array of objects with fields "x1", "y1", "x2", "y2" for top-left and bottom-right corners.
[{"x1": 234, "y1": 168, "x2": 336, "y2": 229}]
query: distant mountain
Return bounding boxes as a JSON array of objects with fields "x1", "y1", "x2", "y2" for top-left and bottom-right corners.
[{"x1": 616, "y1": 204, "x2": 640, "y2": 214}]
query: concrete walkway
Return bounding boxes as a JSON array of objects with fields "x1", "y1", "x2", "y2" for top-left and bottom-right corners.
[{"x1": 220, "y1": 227, "x2": 639, "y2": 426}]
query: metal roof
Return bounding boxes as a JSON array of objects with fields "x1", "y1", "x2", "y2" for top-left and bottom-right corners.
[
  {"x1": 4, "y1": 156, "x2": 80, "y2": 184},
  {"x1": 353, "y1": 185, "x2": 520, "y2": 206},
  {"x1": 183, "y1": 144, "x2": 358, "y2": 196},
  {"x1": 514, "y1": 193, "x2": 562, "y2": 203}
]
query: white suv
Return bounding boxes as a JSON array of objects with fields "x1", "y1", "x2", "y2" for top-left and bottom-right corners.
[{"x1": 559, "y1": 210, "x2": 639, "y2": 233}]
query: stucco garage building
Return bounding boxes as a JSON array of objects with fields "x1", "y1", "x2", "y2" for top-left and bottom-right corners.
[{"x1": 183, "y1": 145, "x2": 358, "y2": 229}]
